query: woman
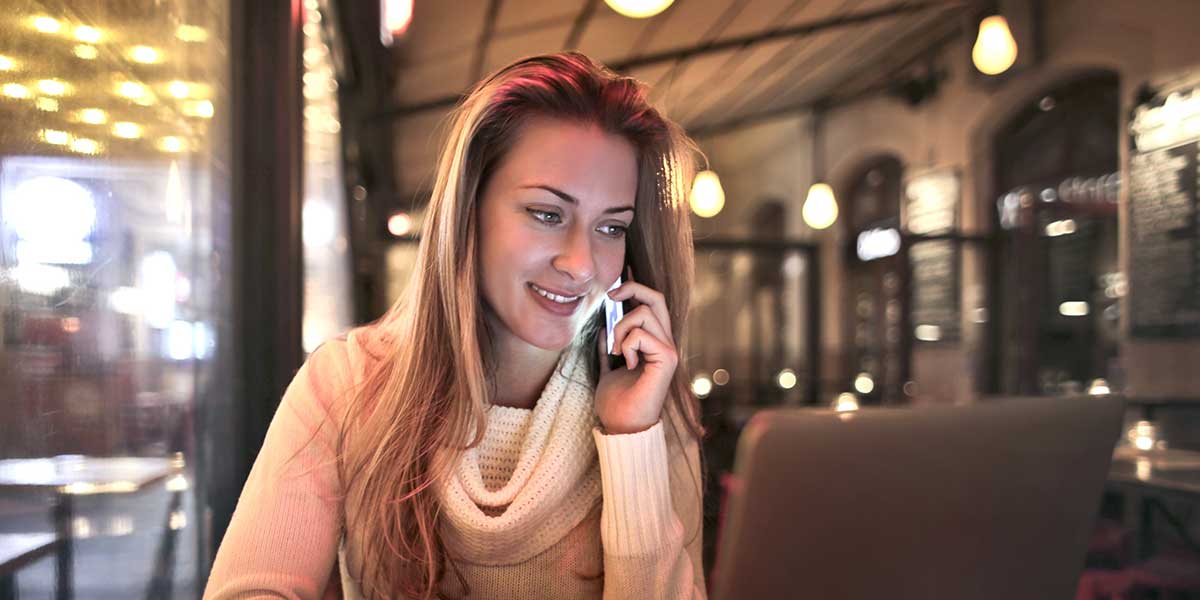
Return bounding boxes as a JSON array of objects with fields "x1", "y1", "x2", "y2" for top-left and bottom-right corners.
[{"x1": 205, "y1": 52, "x2": 706, "y2": 600}]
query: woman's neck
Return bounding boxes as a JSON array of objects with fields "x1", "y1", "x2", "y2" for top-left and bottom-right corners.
[{"x1": 488, "y1": 328, "x2": 564, "y2": 410}]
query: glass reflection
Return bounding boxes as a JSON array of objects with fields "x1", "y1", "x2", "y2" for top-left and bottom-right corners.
[{"x1": 0, "y1": 0, "x2": 229, "y2": 597}]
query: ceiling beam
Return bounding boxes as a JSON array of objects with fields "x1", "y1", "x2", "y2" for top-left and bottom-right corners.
[
  {"x1": 688, "y1": 19, "x2": 963, "y2": 138},
  {"x1": 369, "y1": 0, "x2": 959, "y2": 121},
  {"x1": 563, "y1": 0, "x2": 600, "y2": 50},
  {"x1": 471, "y1": 0, "x2": 504, "y2": 81}
]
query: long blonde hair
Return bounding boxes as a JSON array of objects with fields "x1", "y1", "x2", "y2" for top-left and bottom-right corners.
[{"x1": 337, "y1": 52, "x2": 705, "y2": 599}]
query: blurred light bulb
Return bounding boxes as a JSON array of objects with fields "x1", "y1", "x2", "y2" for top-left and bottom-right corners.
[
  {"x1": 691, "y1": 374, "x2": 713, "y2": 398},
  {"x1": 803, "y1": 182, "x2": 838, "y2": 230},
  {"x1": 128, "y1": 45, "x2": 163, "y2": 64},
  {"x1": 37, "y1": 79, "x2": 67, "y2": 96},
  {"x1": 31, "y1": 16, "x2": 62, "y2": 33},
  {"x1": 157, "y1": 136, "x2": 186, "y2": 153},
  {"x1": 2, "y1": 83, "x2": 30, "y2": 98},
  {"x1": 854, "y1": 372, "x2": 875, "y2": 394},
  {"x1": 387, "y1": 212, "x2": 413, "y2": 237},
  {"x1": 0, "y1": 55, "x2": 15, "y2": 71},
  {"x1": 79, "y1": 108, "x2": 107, "y2": 124},
  {"x1": 182, "y1": 100, "x2": 214, "y2": 118},
  {"x1": 40, "y1": 129, "x2": 70, "y2": 145},
  {"x1": 604, "y1": 0, "x2": 674, "y2": 18},
  {"x1": 777, "y1": 368, "x2": 797, "y2": 390},
  {"x1": 70, "y1": 138, "x2": 100, "y2": 155},
  {"x1": 112, "y1": 122, "x2": 143, "y2": 139},
  {"x1": 972, "y1": 15, "x2": 1018, "y2": 75},
  {"x1": 380, "y1": 0, "x2": 414, "y2": 46},
  {"x1": 167, "y1": 80, "x2": 191, "y2": 99},
  {"x1": 116, "y1": 81, "x2": 148, "y2": 100},
  {"x1": 74, "y1": 45, "x2": 99, "y2": 60},
  {"x1": 712, "y1": 368, "x2": 730, "y2": 386},
  {"x1": 834, "y1": 393, "x2": 860, "y2": 412},
  {"x1": 36, "y1": 98, "x2": 59, "y2": 112},
  {"x1": 74, "y1": 25, "x2": 101, "y2": 43},
  {"x1": 689, "y1": 170, "x2": 725, "y2": 218},
  {"x1": 175, "y1": 24, "x2": 209, "y2": 42}
]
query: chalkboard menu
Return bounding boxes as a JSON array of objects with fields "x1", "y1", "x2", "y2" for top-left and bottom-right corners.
[
  {"x1": 903, "y1": 168, "x2": 961, "y2": 343},
  {"x1": 1128, "y1": 83, "x2": 1200, "y2": 337}
]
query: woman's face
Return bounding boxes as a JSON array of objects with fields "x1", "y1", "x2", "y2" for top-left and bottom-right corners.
[{"x1": 477, "y1": 116, "x2": 638, "y2": 352}]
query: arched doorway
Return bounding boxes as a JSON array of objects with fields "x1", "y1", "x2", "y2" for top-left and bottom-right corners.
[
  {"x1": 988, "y1": 70, "x2": 1121, "y2": 395},
  {"x1": 844, "y1": 154, "x2": 909, "y2": 404}
]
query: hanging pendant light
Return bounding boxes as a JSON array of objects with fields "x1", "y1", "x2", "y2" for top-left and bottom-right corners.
[
  {"x1": 604, "y1": 0, "x2": 674, "y2": 19},
  {"x1": 689, "y1": 170, "x2": 725, "y2": 218},
  {"x1": 803, "y1": 109, "x2": 838, "y2": 230},
  {"x1": 972, "y1": 14, "x2": 1018, "y2": 75},
  {"x1": 381, "y1": 0, "x2": 414, "y2": 46}
]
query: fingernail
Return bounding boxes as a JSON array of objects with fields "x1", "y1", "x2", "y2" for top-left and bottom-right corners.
[{"x1": 607, "y1": 289, "x2": 617, "y2": 298}]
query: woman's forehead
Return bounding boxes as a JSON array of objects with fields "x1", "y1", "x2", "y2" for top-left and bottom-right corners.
[{"x1": 495, "y1": 117, "x2": 639, "y2": 204}]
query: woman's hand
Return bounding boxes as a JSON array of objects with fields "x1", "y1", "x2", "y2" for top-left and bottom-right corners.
[{"x1": 594, "y1": 269, "x2": 678, "y2": 435}]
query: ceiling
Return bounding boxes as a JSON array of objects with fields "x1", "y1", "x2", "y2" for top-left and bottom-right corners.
[{"x1": 375, "y1": 0, "x2": 973, "y2": 199}]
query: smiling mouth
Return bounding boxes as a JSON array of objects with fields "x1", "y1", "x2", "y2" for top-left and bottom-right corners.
[{"x1": 529, "y1": 283, "x2": 583, "y2": 304}]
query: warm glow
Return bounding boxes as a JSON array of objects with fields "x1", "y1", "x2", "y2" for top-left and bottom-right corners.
[
  {"x1": 31, "y1": 16, "x2": 62, "y2": 33},
  {"x1": 74, "y1": 44, "x2": 99, "y2": 60},
  {"x1": 1087, "y1": 378, "x2": 1111, "y2": 396},
  {"x1": 0, "y1": 55, "x2": 15, "y2": 71},
  {"x1": 112, "y1": 121, "x2": 143, "y2": 139},
  {"x1": 157, "y1": 136, "x2": 186, "y2": 153},
  {"x1": 914, "y1": 324, "x2": 942, "y2": 342},
  {"x1": 168, "y1": 80, "x2": 191, "y2": 99},
  {"x1": 380, "y1": 0, "x2": 415, "y2": 45},
  {"x1": 777, "y1": 368, "x2": 797, "y2": 390},
  {"x1": 79, "y1": 108, "x2": 107, "y2": 124},
  {"x1": 604, "y1": 0, "x2": 674, "y2": 18},
  {"x1": 1059, "y1": 301, "x2": 1090, "y2": 317},
  {"x1": 387, "y1": 212, "x2": 413, "y2": 237},
  {"x1": 689, "y1": 170, "x2": 725, "y2": 218},
  {"x1": 833, "y1": 393, "x2": 860, "y2": 412},
  {"x1": 176, "y1": 24, "x2": 209, "y2": 42},
  {"x1": 40, "y1": 129, "x2": 70, "y2": 145},
  {"x1": 2, "y1": 83, "x2": 30, "y2": 99},
  {"x1": 691, "y1": 374, "x2": 713, "y2": 398},
  {"x1": 37, "y1": 79, "x2": 67, "y2": 96},
  {"x1": 128, "y1": 46, "x2": 163, "y2": 64},
  {"x1": 70, "y1": 137, "x2": 101, "y2": 155},
  {"x1": 972, "y1": 15, "x2": 1018, "y2": 75},
  {"x1": 182, "y1": 99, "x2": 214, "y2": 118},
  {"x1": 35, "y1": 98, "x2": 59, "y2": 112},
  {"x1": 61, "y1": 317, "x2": 81, "y2": 333},
  {"x1": 1130, "y1": 421, "x2": 1157, "y2": 451},
  {"x1": 116, "y1": 81, "x2": 148, "y2": 100},
  {"x1": 1045, "y1": 219, "x2": 1077, "y2": 237},
  {"x1": 854, "y1": 372, "x2": 875, "y2": 395},
  {"x1": 74, "y1": 25, "x2": 102, "y2": 43},
  {"x1": 803, "y1": 182, "x2": 838, "y2": 230}
]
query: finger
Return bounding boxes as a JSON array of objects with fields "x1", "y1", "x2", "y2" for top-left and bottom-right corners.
[
  {"x1": 619, "y1": 327, "x2": 678, "y2": 372},
  {"x1": 611, "y1": 305, "x2": 672, "y2": 355},
  {"x1": 608, "y1": 282, "x2": 672, "y2": 336},
  {"x1": 597, "y1": 327, "x2": 611, "y2": 376}
]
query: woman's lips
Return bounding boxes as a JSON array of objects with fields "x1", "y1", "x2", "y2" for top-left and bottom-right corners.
[{"x1": 528, "y1": 283, "x2": 583, "y2": 316}]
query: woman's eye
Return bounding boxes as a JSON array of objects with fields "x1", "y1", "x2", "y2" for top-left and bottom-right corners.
[
  {"x1": 599, "y1": 224, "x2": 628, "y2": 238},
  {"x1": 527, "y1": 209, "x2": 561, "y2": 225}
]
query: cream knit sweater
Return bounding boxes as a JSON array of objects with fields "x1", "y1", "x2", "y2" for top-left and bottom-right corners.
[{"x1": 204, "y1": 325, "x2": 706, "y2": 599}]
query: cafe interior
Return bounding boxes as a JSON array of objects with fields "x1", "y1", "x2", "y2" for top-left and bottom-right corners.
[{"x1": 1, "y1": 0, "x2": 1199, "y2": 597}]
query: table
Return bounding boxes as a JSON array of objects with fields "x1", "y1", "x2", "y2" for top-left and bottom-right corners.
[
  {"x1": 0, "y1": 456, "x2": 181, "y2": 600},
  {"x1": 1106, "y1": 447, "x2": 1200, "y2": 559},
  {"x1": 0, "y1": 534, "x2": 57, "y2": 599}
]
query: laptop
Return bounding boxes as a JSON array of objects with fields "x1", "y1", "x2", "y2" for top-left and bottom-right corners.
[{"x1": 710, "y1": 395, "x2": 1125, "y2": 600}]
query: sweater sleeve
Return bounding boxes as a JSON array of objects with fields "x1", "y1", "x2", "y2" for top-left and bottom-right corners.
[
  {"x1": 203, "y1": 341, "x2": 351, "y2": 600},
  {"x1": 592, "y1": 417, "x2": 707, "y2": 600}
]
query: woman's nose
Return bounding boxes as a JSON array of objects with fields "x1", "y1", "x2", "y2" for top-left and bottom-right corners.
[{"x1": 551, "y1": 228, "x2": 595, "y2": 284}]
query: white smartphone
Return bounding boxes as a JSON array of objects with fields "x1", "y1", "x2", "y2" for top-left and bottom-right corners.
[{"x1": 603, "y1": 275, "x2": 625, "y2": 363}]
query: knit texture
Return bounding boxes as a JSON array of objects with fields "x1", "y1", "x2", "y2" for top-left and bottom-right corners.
[{"x1": 204, "y1": 324, "x2": 706, "y2": 600}]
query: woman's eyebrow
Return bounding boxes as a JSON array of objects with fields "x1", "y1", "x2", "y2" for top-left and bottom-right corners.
[{"x1": 519, "y1": 184, "x2": 634, "y2": 215}]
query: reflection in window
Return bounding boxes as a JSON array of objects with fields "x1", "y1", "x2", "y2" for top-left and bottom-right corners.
[
  {"x1": 301, "y1": 0, "x2": 353, "y2": 353},
  {"x1": 0, "y1": 0, "x2": 229, "y2": 596}
]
